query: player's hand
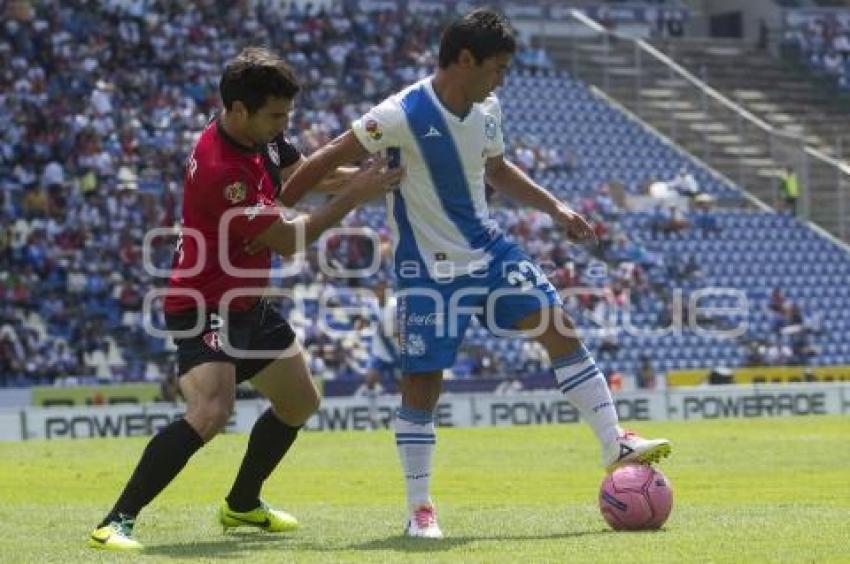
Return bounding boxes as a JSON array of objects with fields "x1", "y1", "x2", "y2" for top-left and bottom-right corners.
[
  {"x1": 244, "y1": 158, "x2": 402, "y2": 256},
  {"x1": 553, "y1": 204, "x2": 597, "y2": 244},
  {"x1": 348, "y1": 156, "x2": 404, "y2": 203}
]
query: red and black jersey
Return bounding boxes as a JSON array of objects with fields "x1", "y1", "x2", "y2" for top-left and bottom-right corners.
[{"x1": 165, "y1": 119, "x2": 300, "y2": 314}]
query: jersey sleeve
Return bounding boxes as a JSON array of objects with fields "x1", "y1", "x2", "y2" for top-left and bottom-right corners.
[
  {"x1": 199, "y1": 166, "x2": 281, "y2": 241},
  {"x1": 482, "y1": 95, "x2": 506, "y2": 158},
  {"x1": 351, "y1": 96, "x2": 406, "y2": 154},
  {"x1": 270, "y1": 134, "x2": 301, "y2": 168}
]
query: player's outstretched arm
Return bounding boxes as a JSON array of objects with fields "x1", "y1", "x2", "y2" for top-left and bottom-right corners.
[
  {"x1": 279, "y1": 131, "x2": 370, "y2": 206},
  {"x1": 278, "y1": 155, "x2": 361, "y2": 199},
  {"x1": 485, "y1": 155, "x2": 596, "y2": 243},
  {"x1": 254, "y1": 157, "x2": 401, "y2": 256},
  {"x1": 310, "y1": 166, "x2": 362, "y2": 194}
]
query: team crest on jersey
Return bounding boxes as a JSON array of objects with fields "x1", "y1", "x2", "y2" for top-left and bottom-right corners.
[
  {"x1": 404, "y1": 333, "x2": 427, "y2": 357},
  {"x1": 365, "y1": 119, "x2": 383, "y2": 141},
  {"x1": 267, "y1": 142, "x2": 280, "y2": 166},
  {"x1": 223, "y1": 181, "x2": 247, "y2": 204},
  {"x1": 485, "y1": 115, "x2": 498, "y2": 140}
]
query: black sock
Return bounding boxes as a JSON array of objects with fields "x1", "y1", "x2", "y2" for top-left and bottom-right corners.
[
  {"x1": 100, "y1": 418, "x2": 204, "y2": 527},
  {"x1": 225, "y1": 408, "x2": 301, "y2": 512}
]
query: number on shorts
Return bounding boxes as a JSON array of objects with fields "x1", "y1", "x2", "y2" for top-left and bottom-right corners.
[{"x1": 507, "y1": 260, "x2": 546, "y2": 291}]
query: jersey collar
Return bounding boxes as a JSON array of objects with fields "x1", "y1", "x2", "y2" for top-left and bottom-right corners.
[
  {"x1": 426, "y1": 78, "x2": 471, "y2": 123},
  {"x1": 216, "y1": 117, "x2": 259, "y2": 154}
]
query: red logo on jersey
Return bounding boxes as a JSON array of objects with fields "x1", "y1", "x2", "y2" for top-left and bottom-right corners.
[
  {"x1": 223, "y1": 181, "x2": 247, "y2": 204},
  {"x1": 365, "y1": 119, "x2": 383, "y2": 141},
  {"x1": 203, "y1": 331, "x2": 222, "y2": 352}
]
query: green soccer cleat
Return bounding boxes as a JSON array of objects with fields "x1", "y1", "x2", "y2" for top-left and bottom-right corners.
[
  {"x1": 218, "y1": 500, "x2": 299, "y2": 533},
  {"x1": 88, "y1": 516, "x2": 143, "y2": 551}
]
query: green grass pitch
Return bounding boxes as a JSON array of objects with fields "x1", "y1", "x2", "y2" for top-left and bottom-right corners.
[{"x1": 1, "y1": 416, "x2": 849, "y2": 563}]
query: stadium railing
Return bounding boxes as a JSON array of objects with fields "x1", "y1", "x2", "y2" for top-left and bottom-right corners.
[{"x1": 529, "y1": 9, "x2": 850, "y2": 244}]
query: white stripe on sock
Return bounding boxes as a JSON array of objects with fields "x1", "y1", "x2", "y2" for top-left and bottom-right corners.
[
  {"x1": 393, "y1": 416, "x2": 435, "y2": 509},
  {"x1": 554, "y1": 349, "x2": 622, "y2": 446}
]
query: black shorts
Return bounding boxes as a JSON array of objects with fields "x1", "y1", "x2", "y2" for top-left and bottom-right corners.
[{"x1": 165, "y1": 299, "x2": 296, "y2": 384}]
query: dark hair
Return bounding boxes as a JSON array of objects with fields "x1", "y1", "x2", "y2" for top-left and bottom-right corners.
[
  {"x1": 220, "y1": 47, "x2": 300, "y2": 113},
  {"x1": 438, "y1": 8, "x2": 516, "y2": 68}
]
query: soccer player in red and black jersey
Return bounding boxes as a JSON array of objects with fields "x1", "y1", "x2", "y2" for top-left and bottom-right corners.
[{"x1": 89, "y1": 47, "x2": 401, "y2": 551}]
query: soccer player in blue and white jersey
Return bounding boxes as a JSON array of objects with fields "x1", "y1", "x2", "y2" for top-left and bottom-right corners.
[{"x1": 281, "y1": 9, "x2": 671, "y2": 539}]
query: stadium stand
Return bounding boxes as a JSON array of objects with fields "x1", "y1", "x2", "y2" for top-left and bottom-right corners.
[
  {"x1": 498, "y1": 70, "x2": 849, "y2": 382},
  {"x1": 540, "y1": 12, "x2": 850, "y2": 254},
  {"x1": 782, "y1": 7, "x2": 850, "y2": 92},
  {"x1": 1, "y1": 1, "x2": 849, "y2": 393},
  {"x1": 655, "y1": 37, "x2": 850, "y2": 162}
]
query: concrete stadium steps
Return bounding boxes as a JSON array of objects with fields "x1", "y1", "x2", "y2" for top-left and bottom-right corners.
[
  {"x1": 543, "y1": 35, "x2": 849, "y2": 241},
  {"x1": 655, "y1": 38, "x2": 850, "y2": 161}
]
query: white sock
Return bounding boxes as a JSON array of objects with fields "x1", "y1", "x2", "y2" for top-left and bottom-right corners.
[
  {"x1": 553, "y1": 344, "x2": 622, "y2": 446},
  {"x1": 393, "y1": 407, "x2": 435, "y2": 511}
]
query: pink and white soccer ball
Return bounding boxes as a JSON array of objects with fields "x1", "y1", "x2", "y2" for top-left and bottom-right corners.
[{"x1": 599, "y1": 464, "x2": 673, "y2": 530}]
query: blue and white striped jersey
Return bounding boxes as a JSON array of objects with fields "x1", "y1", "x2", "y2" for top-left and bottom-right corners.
[{"x1": 352, "y1": 77, "x2": 506, "y2": 281}]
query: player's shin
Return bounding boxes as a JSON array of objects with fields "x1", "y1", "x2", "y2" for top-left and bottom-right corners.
[
  {"x1": 101, "y1": 418, "x2": 204, "y2": 526},
  {"x1": 553, "y1": 344, "x2": 622, "y2": 446},
  {"x1": 393, "y1": 406, "x2": 436, "y2": 510},
  {"x1": 226, "y1": 408, "x2": 301, "y2": 512}
]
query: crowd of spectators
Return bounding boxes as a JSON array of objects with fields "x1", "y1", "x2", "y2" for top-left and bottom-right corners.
[
  {"x1": 739, "y1": 287, "x2": 822, "y2": 367},
  {"x1": 782, "y1": 11, "x2": 850, "y2": 89},
  {"x1": 0, "y1": 1, "x2": 826, "y2": 390},
  {"x1": 0, "y1": 0, "x2": 564, "y2": 387}
]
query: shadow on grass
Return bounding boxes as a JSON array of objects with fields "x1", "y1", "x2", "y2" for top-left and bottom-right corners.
[
  {"x1": 142, "y1": 531, "x2": 289, "y2": 558},
  {"x1": 143, "y1": 528, "x2": 620, "y2": 557},
  {"x1": 337, "y1": 528, "x2": 613, "y2": 553}
]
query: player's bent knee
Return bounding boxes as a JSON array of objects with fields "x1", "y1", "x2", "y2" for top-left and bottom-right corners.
[
  {"x1": 272, "y1": 393, "x2": 319, "y2": 426},
  {"x1": 305, "y1": 390, "x2": 321, "y2": 416},
  {"x1": 298, "y1": 378, "x2": 322, "y2": 418},
  {"x1": 186, "y1": 403, "x2": 232, "y2": 441}
]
